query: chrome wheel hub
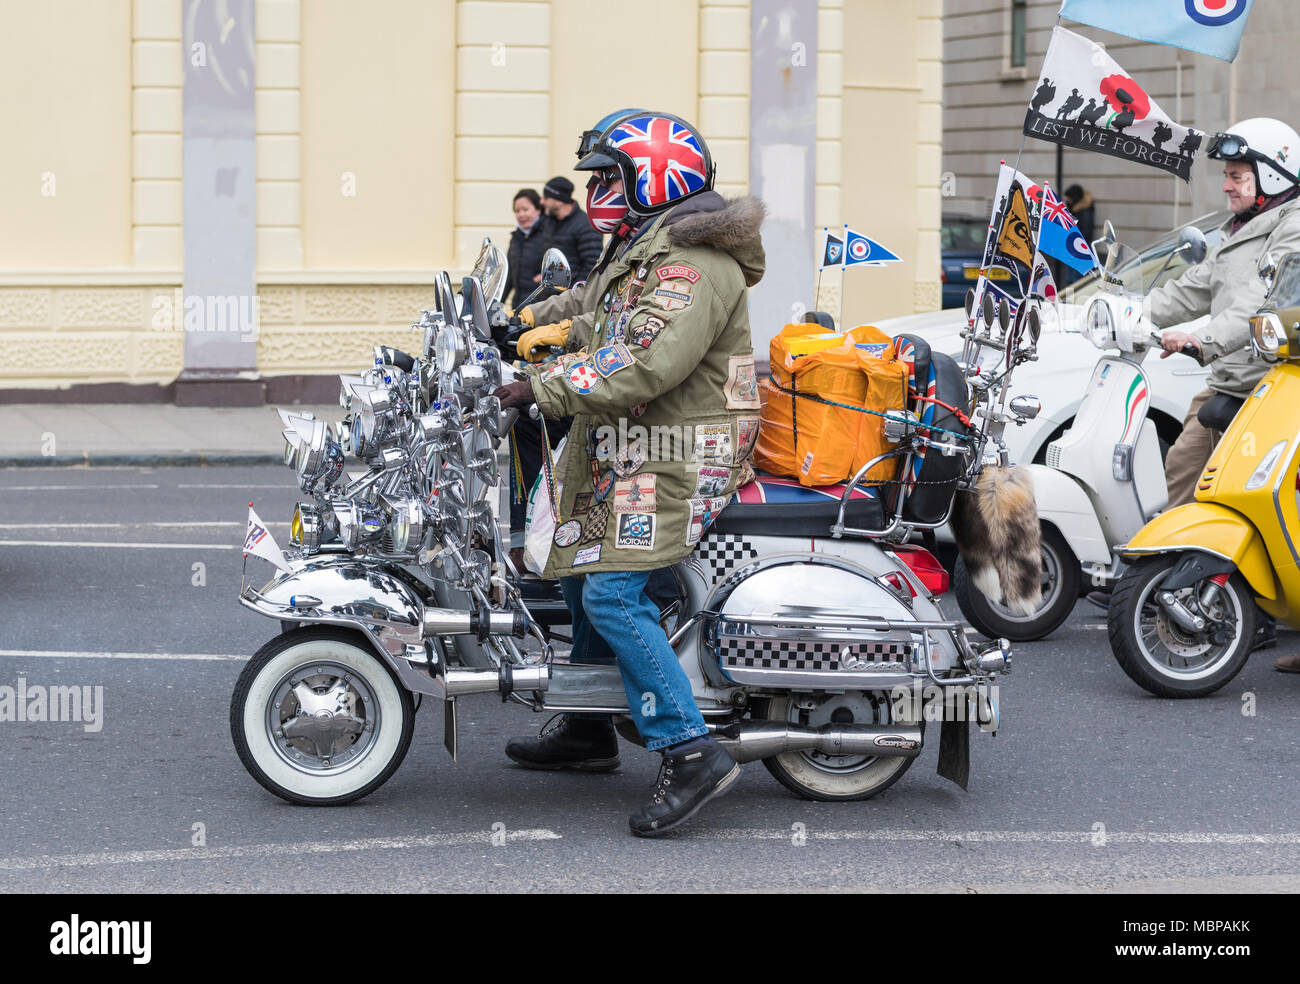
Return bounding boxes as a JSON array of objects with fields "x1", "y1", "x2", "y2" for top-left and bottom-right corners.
[{"x1": 267, "y1": 662, "x2": 379, "y2": 773}]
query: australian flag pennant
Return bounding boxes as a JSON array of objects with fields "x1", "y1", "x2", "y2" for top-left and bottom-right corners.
[
  {"x1": 1060, "y1": 0, "x2": 1255, "y2": 63},
  {"x1": 844, "y1": 228, "x2": 902, "y2": 267},
  {"x1": 1025, "y1": 26, "x2": 1202, "y2": 182},
  {"x1": 821, "y1": 228, "x2": 845, "y2": 268}
]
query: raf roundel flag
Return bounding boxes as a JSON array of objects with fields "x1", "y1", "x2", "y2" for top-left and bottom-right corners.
[
  {"x1": 1059, "y1": 0, "x2": 1255, "y2": 62},
  {"x1": 843, "y1": 228, "x2": 902, "y2": 267}
]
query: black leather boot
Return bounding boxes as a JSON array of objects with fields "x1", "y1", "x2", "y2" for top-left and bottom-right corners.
[
  {"x1": 629, "y1": 737, "x2": 740, "y2": 837},
  {"x1": 505, "y1": 715, "x2": 620, "y2": 772}
]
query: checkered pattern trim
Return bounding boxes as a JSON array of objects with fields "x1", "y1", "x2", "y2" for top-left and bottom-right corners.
[
  {"x1": 721, "y1": 638, "x2": 911, "y2": 671},
  {"x1": 694, "y1": 534, "x2": 760, "y2": 585}
]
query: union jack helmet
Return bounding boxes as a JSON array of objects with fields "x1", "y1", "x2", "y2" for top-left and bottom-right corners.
[{"x1": 576, "y1": 110, "x2": 715, "y2": 215}]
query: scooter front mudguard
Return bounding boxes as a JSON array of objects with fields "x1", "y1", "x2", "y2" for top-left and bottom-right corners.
[{"x1": 1121, "y1": 502, "x2": 1278, "y2": 601}]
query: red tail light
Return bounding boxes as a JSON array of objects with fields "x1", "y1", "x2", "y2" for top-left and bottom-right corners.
[
  {"x1": 939, "y1": 267, "x2": 947, "y2": 283},
  {"x1": 891, "y1": 545, "x2": 950, "y2": 595}
]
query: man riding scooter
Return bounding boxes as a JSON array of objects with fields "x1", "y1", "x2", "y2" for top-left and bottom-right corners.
[
  {"x1": 492, "y1": 110, "x2": 767, "y2": 835},
  {"x1": 1097, "y1": 118, "x2": 1300, "y2": 667}
]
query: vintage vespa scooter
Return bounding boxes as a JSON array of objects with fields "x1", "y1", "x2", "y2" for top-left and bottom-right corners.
[
  {"x1": 1107, "y1": 249, "x2": 1300, "y2": 697},
  {"x1": 954, "y1": 224, "x2": 1208, "y2": 640}
]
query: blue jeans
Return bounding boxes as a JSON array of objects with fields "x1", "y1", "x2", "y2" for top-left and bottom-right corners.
[{"x1": 559, "y1": 571, "x2": 708, "y2": 751}]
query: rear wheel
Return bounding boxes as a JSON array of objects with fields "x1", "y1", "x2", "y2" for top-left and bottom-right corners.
[
  {"x1": 231, "y1": 627, "x2": 415, "y2": 805},
  {"x1": 761, "y1": 692, "x2": 914, "y2": 801},
  {"x1": 954, "y1": 523, "x2": 1080, "y2": 641},
  {"x1": 1107, "y1": 554, "x2": 1256, "y2": 698}
]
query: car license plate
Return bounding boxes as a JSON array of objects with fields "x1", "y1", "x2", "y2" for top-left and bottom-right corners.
[{"x1": 963, "y1": 266, "x2": 1009, "y2": 281}]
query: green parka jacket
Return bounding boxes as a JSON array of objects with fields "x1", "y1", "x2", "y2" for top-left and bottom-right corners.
[{"x1": 522, "y1": 192, "x2": 766, "y2": 577}]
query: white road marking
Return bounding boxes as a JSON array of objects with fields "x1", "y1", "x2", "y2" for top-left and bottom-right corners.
[
  {"x1": 0, "y1": 829, "x2": 564, "y2": 871},
  {"x1": 0, "y1": 540, "x2": 234, "y2": 550},
  {"x1": 0, "y1": 522, "x2": 285, "y2": 530},
  {"x1": 176, "y1": 483, "x2": 288, "y2": 489},
  {"x1": 0, "y1": 650, "x2": 248, "y2": 663},
  {"x1": 698, "y1": 828, "x2": 1300, "y2": 845},
  {"x1": 0, "y1": 484, "x2": 160, "y2": 491}
]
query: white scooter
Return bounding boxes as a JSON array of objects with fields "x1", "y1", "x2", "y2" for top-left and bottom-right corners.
[{"x1": 954, "y1": 223, "x2": 1208, "y2": 640}]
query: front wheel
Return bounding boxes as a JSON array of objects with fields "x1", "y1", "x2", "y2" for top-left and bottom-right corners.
[
  {"x1": 954, "y1": 523, "x2": 1080, "y2": 641},
  {"x1": 230, "y1": 627, "x2": 415, "y2": 805},
  {"x1": 761, "y1": 692, "x2": 914, "y2": 801},
  {"x1": 1107, "y1": 554, "x2": 1256, "y2": 698}
]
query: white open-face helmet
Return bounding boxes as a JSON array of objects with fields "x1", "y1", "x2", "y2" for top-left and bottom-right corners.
[{"x1": 1207, "y1": 117, "x2": 1300, "y2": 197}]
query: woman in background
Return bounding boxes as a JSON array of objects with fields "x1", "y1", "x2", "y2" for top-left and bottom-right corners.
[{"x1": 505, "y1": 188, "x2": 546, "y2": 310}]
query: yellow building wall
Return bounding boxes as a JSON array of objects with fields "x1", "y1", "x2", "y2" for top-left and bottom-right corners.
[{"x1": 0, "y1": 0, "x2": 940, "y2": 389}]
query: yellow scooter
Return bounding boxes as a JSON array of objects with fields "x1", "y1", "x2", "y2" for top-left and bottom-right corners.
[{"x1": 1108, "y1": 250, "x2": 1300, "y2": 697}]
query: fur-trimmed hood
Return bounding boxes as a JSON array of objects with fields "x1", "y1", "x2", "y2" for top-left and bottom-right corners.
[{"x1": 663, "y1": 192, "x2": 766, "y2": 286}]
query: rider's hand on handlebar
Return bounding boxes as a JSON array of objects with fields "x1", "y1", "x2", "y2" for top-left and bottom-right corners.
[
  {"x1": 516, "y1": 321, "x2": 570, "y2": 361},
  {"x1": 493, "y1": 380, "x2": 534, "y2": 410},
  {"x1": 1159, "y1": 330, "x2": 1201, "y2": 360}
]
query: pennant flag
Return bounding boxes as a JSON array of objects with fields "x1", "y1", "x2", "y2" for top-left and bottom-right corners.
[
  {"x1": 843, "y1": 228, "x2": 902, "y2": 267},
  {"x1": 1025, "y1": 26, "x2": 1202, "y2": 182},
  {"x1": 820, "y1": 228, "x2": 844, "y2": 268},
  {"x1": 244, "y1": 503, "x2": 293, "y2": 573},
  {"x1": 1030, "y1": 259, "x2": 1059, "y2": 303},
  {"x1": 995, "y1": 185, "x2": 1035, "y2": 269},
  {"x1": 1060, "y1": 0, "x2": 1255, "y2": 63},
  {"x1": 1036, "y1": 184, "x2": 1099, "y2": 276},
  {"x1": 969, "y1": 164, "x2": 1041, "y2": 326}
]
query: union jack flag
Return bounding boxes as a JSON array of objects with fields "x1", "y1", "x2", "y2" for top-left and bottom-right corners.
[
  {"x1": 1040, "y1": 184, "x2": 1077, "y2": 230},
  {"x1": 606, "y1": 115, "x2": 708, "y2": 207}
]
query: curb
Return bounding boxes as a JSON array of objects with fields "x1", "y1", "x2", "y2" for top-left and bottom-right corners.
[{"x1": 0, "y1": 452, "x2": 284, "y2": 469}]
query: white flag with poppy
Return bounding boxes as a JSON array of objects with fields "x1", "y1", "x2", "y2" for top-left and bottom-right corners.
[
  {"x1": 244, "y1": 503, "x2": 293, "y2": 573},
  {"x1": 1024, "y1": 26, "x2": 1201, "y2": 182}
]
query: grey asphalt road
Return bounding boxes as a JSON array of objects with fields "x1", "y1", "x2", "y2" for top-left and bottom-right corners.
[{"x1": 2, "y1": 465, "x2": 1299, "y2": 893}]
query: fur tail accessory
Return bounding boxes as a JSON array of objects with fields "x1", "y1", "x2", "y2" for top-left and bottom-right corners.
[{"x1": 951, "y1": 465, "x2": 1041, "y2": 616}]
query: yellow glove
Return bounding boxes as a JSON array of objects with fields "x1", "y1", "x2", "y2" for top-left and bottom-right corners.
[
  {"x1": 517, "y1": 320, "x2": 571, "y2": 361},
  {"x1": 517, "y1": 307, "x2": 535, "y2": 328}
]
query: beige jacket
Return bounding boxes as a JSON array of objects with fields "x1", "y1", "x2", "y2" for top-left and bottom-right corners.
[{"x1": 1149, "y1": 198, "x2": 1300, "y2": 398}]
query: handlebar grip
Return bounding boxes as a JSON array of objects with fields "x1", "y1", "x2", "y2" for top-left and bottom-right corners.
[{"x1": 1181, "y1": 343, "x2": 1199, "y2": 356}]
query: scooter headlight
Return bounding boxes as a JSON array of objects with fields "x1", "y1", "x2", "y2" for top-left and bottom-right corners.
[
  {"x1": 1251, "y1": 313, "x2": 1287, "y2": 361},
  {"x1": 381, "y1": 497, "x2": 423, "y2": 555},
  {"x1": 1246, "y1": 440, "x2": 1289, "y2": 491},
  {"x1": 290, "y1": 504, "x2": 322, "y2": 554},
  {"x1": 1085, "y1": 298, "x2": 1114, "y2": 348}
]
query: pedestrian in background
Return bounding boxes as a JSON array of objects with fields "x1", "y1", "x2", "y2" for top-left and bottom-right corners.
[
  {"x1": 505, "y1": 188, "x2": 547, "y2": 310},
  {"x1": 1062, "y1": 184, "x2": 1095, "y2": 285},
  {"x1": 540, "y1": 176, "x2": 605, "y2": 279}
]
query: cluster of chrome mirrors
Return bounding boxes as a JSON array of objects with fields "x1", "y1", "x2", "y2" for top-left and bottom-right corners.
[{"x1": 273, "y1": 238, "x2": 571, "y2": 566}]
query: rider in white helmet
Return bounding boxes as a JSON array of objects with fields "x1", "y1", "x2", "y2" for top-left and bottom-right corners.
[{"x1": 1144, "y1": 118, "x2": 1300, "y2": 668}]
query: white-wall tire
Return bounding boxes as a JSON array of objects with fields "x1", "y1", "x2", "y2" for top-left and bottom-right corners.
[
  {"x1": 230, "y1": 628, "x2": 415, "y2": 805},
  {"x1": 761, "y1": 693, "x2": 915, "y2": 801}
]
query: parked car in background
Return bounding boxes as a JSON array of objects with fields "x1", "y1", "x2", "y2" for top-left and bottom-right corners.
[{"x1": 939, "y1": 213, "x2": 991, "y2": 309}]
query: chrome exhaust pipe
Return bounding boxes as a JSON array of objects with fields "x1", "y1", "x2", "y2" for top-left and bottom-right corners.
[
  {"x1": 441, "y1": 664, "x2": 550, "y2": 697},
  {"x1": 714, "y1": 722, "x2": 923, "y2": 764}
]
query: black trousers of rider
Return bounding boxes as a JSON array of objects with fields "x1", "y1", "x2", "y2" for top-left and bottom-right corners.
[{"x1": 510, "y1": 413, "x2": 572, "y2": 536}]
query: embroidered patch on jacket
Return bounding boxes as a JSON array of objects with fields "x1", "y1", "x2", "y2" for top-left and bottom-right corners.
[
  {"x1": 593, "y1": 469, "x2": 616, "y2": 502},
  {"x1": 579, "y1": 501, "x2": 610, "y2": 544},
  {"x1": 613, "y1": 473, "x2": 657, "y2": 513},
  {"x1": 615, "y1": 513, "x2": 655, "y2": 550},
  {"x1": 686, "y1": 495, "x2": 729, "y2": 546},
  {"x1": 737, "y1": 416, "x2": 761, "y2": 462},
  {"x1": 629, "y1": 314, "x2": 667, "y2": 349},
  {"x1": 572, "y1": 544, "x2": 602, "y2": 566},
  {"x1": 538, "y1": 358, "x2": 570, "y2": 383},
  {"x1": 656, "y1": 264, "x2": 701, "y2": 284},
  {"x1": 571, "y1": 492, "x2": 593, "y2": 516},
  {"x1": 611, "y1": 440, "x2": 647, "y2": 478},
  {"x1": 594, "y1": 343, "x2": 635, "y2": 378},
  {"x1": 693, "y1": 423, "x2": 733, "y2": 464},
  {"x1": 553, "y1": 520, "x2": 582, "y2": 548},
  {"x1": 693, "y1": 464, "x2": 732, "y2": 498},
  {"x1": 565, "y1": 362, "x2": 603, "y2": 394},
  {"x1": 630, "y1": 402, "x2": 648, "y2": 417},
  {"x1": 652, "y1": 280, "x2": 693, "y2": 311},
  {"x1": 724, "y1": 354, "x2": 761, "y2": 410}
]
